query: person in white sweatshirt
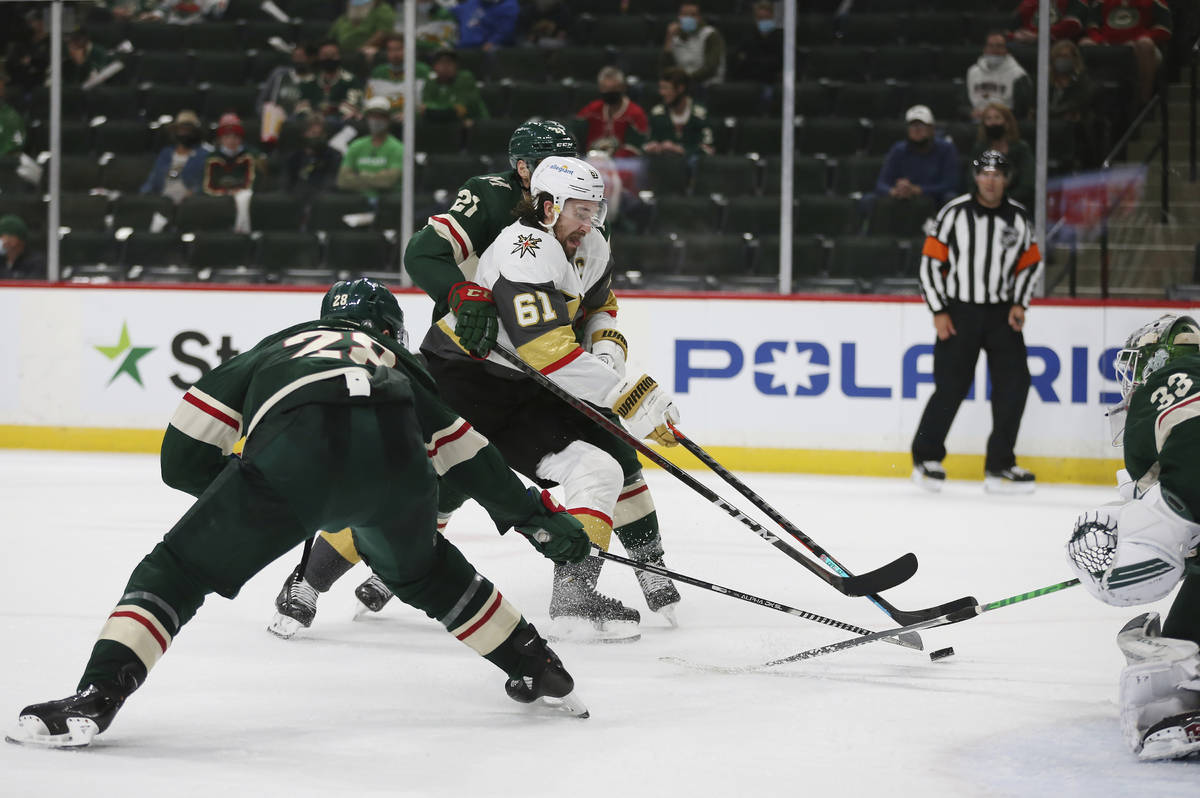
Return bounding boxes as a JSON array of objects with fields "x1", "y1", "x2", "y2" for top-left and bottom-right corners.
[{"x1": 966, "y1": 31, "x2": 1032, "y2": 120}]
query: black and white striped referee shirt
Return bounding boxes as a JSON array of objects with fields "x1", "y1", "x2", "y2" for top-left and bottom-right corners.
[{"x1": 917, "y1": 193, "x2": 1042, "y2": 314}]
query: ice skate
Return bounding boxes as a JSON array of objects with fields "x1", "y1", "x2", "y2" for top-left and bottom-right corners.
[
  {"x1": 631, "y1": 556, "x2": 681, "y2": 626},
  {"x1": 352, "y1": 574, "x2": 394, "y2": 619},
  {"x1": 548, "y1": 559, "x2": 640, "y2": 643},
  {"x1": 984, "y1": 466, "x2": 1035, "y2": 494},
  {"x1": 7, "y1": 684, "x2": 126, "y2": 748},
  {"x1": 268, "y1": 575, "x2": 318, "y2": 639},
  {"x1": 503, "y1": 624, "x2": 588, "y2": 718},
  {"x1": 911, "y1": 460, "x2": 945, "y2": 492},
  {"x1": 1137, "y1": 710, "x2": 1200, "y2": 760}
]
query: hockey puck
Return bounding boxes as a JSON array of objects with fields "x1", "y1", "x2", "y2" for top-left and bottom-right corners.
[{"x1": 929, "y1": 647, "x2": 955, "y2": 661}]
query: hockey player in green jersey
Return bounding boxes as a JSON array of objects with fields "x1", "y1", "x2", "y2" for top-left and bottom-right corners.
[
  {"x1": 1066, "y1": 313, "x2": 1200, "y2": 761},
  {"x1": 9, "y1": 279, "x2": 590, "y2": 748},
  {"x1": 272, "y1": 120, "x2": 683, "y2": 636}
]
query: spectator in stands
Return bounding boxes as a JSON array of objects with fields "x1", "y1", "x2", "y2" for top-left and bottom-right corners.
[
  {"x1": 964, "y1": 102, "x2": 1034, "y2": 209},
  {"x1": 518, "y1": 0, "x2": 572, "y2": 49},
  {"x1": 575, "y1": 67, "x2": 648, "y2": 158},
  {"x1": 63, "y1": 29, "x2": 116, "y2": 87},
  {"x1": 136, "y1": 0, "x2": 228, "y2": 24},
  {"x1": 4, "y1": 9, "x2": 49, "y2": 103},
  {"x1": 628, "y1": 67, "x2": 715, "y2": 161},
  {"x1": 729, "y1": 1, "x2": 783, "y2": 84},
  {"x1": 453, "y1": 0, "x2": 520, "y2": 51},
  {"x1": 258, "y1": 43, "x2": 317, "y2": 119},
  {"x1": 1081, "y1": 0, "x2": 1172, "y2": 105},
  {"x1": 661, "y1": 2, "x2": 726, "y2": 88},
  {"x1": 420, "y1": 48, "x2": 488, "y2": 126},
  {"x1": 285, "y1": 117, "x2": 342, "y2": 197},
  {"x1": 141, "y1": 109, "x2": 211, "y2": 203},
  {"x1": 0, "y1": 215, "x2": 46, "y2": 280},
  {"x1": 337, "y1": 96, "x2": 403, "y2": 202},
  {"x1": 0, "y1": 72, "x2": 25, "y2": 158},
  {"x1": 967, "y1": 30, "x2": 1033, "y2": 120},
  {"x1": 98, "y1": 1, "x2": 154, "y2": 22},
  {"x1": 203, "y1": 113, "x2": 262, "y2": 195},
  {"x1": 298, "y1": 40, "x2": 364, "y2": 125},
  {"x1": 1048, "y1": 38, "x2": 1098, "y2": 168},
  {"x1": 329, "y1": 0, "x2": 396, "y2": 57},
  {"x1": 367, "y1": 33, "x2": 431, "y2": 120},
  {"x1": 875, "y1": 105, "x2": 960, "y2": 207},
  {"x1": 1010, "y1": 0, "x2": 1088, "y2": 42}
]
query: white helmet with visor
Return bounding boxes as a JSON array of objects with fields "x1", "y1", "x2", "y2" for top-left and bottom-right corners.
[{"x1": 530, "y1": 156, "x2": 607, "y2": 230}]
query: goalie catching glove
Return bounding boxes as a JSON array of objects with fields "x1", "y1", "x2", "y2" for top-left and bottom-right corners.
[
  {"x1": 448, "y1": 281, "x2": 499, "y2": 357},
  {"x1": 604, "y1": 373, "x2": 680, "y2": 446},
  {"x1": 514, "y1": 488, "x2": 590, "y2": 564}
]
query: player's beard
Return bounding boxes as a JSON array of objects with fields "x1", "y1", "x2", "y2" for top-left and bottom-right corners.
[{"x1": 562, "y1": 232, "x2": 584, "y2": 258}]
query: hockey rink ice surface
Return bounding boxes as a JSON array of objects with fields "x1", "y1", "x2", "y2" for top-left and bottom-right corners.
[{"x1": 2, "y1": 450, "x2": 1197, "y2": 797}]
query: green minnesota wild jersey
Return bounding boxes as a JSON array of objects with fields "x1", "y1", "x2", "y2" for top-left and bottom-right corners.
[
  {"x1": 1123, "y1": 352, "x2": 1200, "y2": 520},
  {"x1": 160, "y1": 318, "x2": 532, "y2": 530}
]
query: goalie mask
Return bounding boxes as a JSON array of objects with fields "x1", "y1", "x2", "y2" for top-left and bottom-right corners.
[
  {"x1": 1114, "y1": 314, "x2": 1200, "y2": 401},
  {"x1": 320, "y1": 277, "x2": 407, "y2": 346},
  {"x1": 530, "y1": 156, "x2": 607, "y2": 230}
]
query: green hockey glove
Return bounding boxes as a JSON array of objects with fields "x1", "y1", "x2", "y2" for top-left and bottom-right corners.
[
  {"x1": 515, "y1": 488, "x2": 590, "y2": 564},
  {"x1": 447, "y1": 281, "x2": 499, "y2": 357}
]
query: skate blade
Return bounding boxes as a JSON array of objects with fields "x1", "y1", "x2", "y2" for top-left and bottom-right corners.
[
  {"x1": 266, "y1": 613, "x2": 304, "y2": 639},
  {"x1": 547, "y1": 617, "x2": 640, "y2": 644},
  {"x1": 911, "y1": 470, "x2": 944, "y2": 493},
  {"x1": 654, "y1": 603, "x2": 680, "y2": 628},
  {"x1": 1139, "y1": 734, "x2": 1200, "y2": 761},
  {"x1": 983, "y1": 478, "x2": 1035, "y2": 495},
  {"x1": 6, "y1": 716, "x2": 98, "y2": 749},
  {"x1": 352, "y1": 601, "x2": 373, "y2": 621},
  {"x1": 541, "y1": 689, "x2": 590, "y2": 719}
]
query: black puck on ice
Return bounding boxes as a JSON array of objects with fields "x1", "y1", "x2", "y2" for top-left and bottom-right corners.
[{"x1": 929, "y1": 647, "x2": 955, "y2": 661}]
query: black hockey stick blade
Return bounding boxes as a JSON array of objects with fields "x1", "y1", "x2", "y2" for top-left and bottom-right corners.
[
  {"x1": 873, "y1": 594, "x2": 978, "y2": 625},
  {"x1": 835, "y1": 551, "x2": 919, "y2": 597}
]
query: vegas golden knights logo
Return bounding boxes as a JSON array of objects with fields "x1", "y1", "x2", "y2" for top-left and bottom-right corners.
[{"x1": 512, "y1": 233, "x2": 542, "y2": 258}]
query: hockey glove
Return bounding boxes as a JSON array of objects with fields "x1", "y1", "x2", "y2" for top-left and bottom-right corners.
[
  {"x1": 515, "y1": 488, "x2": 590, "y2": 564},
  {"x1": 590, "y1": 328, "x2": 628, "y2": 379},
  {"x1": 448, "y1": 281, "x2": 499, "y2": 357},
  {"x1": 605, "y1": 373, "x2": 680, "y2": 446}
]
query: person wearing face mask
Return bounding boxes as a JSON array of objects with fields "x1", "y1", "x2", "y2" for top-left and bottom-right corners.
[
  {"x1": 337, "y1": 96, "x2": 404, "y2": 200},
  {"x1": 140, "y1": 109, "x2": 212, "y2": 204},
  {"x1": 328, "y1": 0, "x2": 395, "y2": 55},
  {"x1": 285, "y1": 118, "x2": 342, "y2": 197},
  {"x1": 627, "y1": 67, "x2": 714, "y2": 161},
  {"x1": 874, "y1": 105, "x2": 960, "y2": 207},
  {"x1": 729, "y1": 0, "x2": 783, "y2": 83},
  {"x1": 297, "y1": 40, "x2": 365, "y2": 124},
  {"x1": 1048, "y1": 38, "x2": 1097, "y2": 169},
  {"x1": 452, "y1": 0, "x2": 520, "y2": 52},
  {"x1": 963, "y1": 102, "x2": 1034, "y2": 209},
  {"x1": 966, "y1": 31, "x2": 1032, "y2": 120},
  {"x1": 258, "y1": 43, "x2": 318, "y2": 120},
  {"x1": 661, "y1": 2, "x2": 726, "y2": 88},
  {"x1": 202, "y1": 113, "x2": 263, "y2": 196},
  {"x1": 575, "y1": 66, "x2": 648, "y2": 158}
]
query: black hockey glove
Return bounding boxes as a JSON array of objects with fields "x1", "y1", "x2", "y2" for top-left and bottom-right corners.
[
  {"x1": 515, "y1": 488, "x2": 590, "y2": 564},
  {"x1": 447, "y1": 281, "x2": 499, "y2": 357}
]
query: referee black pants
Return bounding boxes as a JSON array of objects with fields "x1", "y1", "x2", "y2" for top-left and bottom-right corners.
[{"x1": 911, "y1": 302, "x2": 1031, "y2": 472}]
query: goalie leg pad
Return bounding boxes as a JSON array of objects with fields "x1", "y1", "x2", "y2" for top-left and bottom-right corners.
[{"x1": 1116, "y1": 612, "x2": 1200, "y2": 755}]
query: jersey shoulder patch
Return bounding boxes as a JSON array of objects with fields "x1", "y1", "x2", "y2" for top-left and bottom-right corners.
[{"x1": 509, "y1": 231, "x2": 544, "y2": 259}]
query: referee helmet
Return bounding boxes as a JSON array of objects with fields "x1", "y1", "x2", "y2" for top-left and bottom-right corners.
[{"x1": 973, "y1": 150, "x2": 1011, "y2": 177}]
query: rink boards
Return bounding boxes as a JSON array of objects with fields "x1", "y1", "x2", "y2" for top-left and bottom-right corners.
[{"x1": 1, "y1": 283, "x2": 1194, "y2": 483}]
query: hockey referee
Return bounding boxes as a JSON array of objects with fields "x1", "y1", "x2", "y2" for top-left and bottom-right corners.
[{"x1": 911, "y1": 149, "x2": 1043, "y2": 494}]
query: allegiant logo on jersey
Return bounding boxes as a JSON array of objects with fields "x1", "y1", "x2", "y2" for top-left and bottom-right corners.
[{"x1": 675, "y1": 339, "x2": 1125, "y2": 405}]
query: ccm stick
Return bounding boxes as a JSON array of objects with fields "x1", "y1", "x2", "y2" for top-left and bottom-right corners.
[{"x1": 491, "y1": 344, "x2": 915, "y2": 597}]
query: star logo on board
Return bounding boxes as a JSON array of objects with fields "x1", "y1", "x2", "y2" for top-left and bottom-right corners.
[
  {"x1": 95, "y1": 322, "x2": 155, "y2": 387},
  {"x1": 758, "y1": 344, "x2": 829, "y2": 395},
  {"x1": 511, "y1": 233, "x2": 542, "y2": 259}
]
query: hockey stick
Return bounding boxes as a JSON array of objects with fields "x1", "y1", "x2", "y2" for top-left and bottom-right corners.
[
  {"x1": 490, "y1": 344, "x2": 915, "y2": 597},
  {"x1": 586, "y1": 544, "x2": 919, "y2": 649},
  {"x1": 666, "y1": 578, "x2": 1080, "y2": 673},
  {"x1": 666, "y1": 423, "x2": 974, "y2": 627}
]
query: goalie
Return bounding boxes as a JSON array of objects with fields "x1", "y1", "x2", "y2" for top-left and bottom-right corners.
[{"x1": 1066, "y1": 313, "x2": 1200, "y2": 761}]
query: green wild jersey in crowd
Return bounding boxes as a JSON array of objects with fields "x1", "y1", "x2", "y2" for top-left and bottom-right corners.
[
  {"x1": 1123, "y1": 352, "x2": 1200, "y2": 523},
  {"x1": 160, "y1": 318, "x2": 533, "y2": 529}
]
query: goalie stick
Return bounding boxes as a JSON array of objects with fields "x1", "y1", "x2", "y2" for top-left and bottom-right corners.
[
  {"x1": 584, "y1": 544, "x2": 920, "y2": 649},
  {"x1": 664, "y1": 578, "x2": 1078, "y2": 674},
  {"x1": 491, "y1": 344, "x2": 915, "y2": 597},
  {"x1": 667, "y1": 423, "x2": 972, "y2": 627}
]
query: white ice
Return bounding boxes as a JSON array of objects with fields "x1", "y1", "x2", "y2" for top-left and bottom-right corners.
[{"x1": 1, "y1": 450, "x2": 1196, "y2": 797}]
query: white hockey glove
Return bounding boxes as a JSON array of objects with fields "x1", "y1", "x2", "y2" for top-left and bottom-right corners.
[
  {"x1": 604, "y1": 373, "x2": 679, "y2": 446},
  {"x1": 590, "y1": 328, "x2": 628, "y2": 379},
  {"x1": 1116, "y1": 612, "x2": 1200, "y2": 759},
  {"x1": 1066, "y1": 483, "x2": 1200, "y2": 607}
]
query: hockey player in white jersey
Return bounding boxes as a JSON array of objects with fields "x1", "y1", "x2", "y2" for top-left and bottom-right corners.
[{"x1": 420, "y1": 156, "x2": 681, "y2": 642}]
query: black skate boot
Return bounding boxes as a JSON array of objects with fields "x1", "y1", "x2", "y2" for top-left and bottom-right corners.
[
  {"x1": 1139, "y1": 711, "x2": 1200, "y2": 760},
  {"x1": 267, "y1": 574, "x2": 319, "y2": 639},
  {"x1": 503, "y1": 624, "x2": 588, "y2": 718},
  {"x1": 352, "y1": 574, "x2": 394, "y2": 618},
  {"x1": 549, "y1": 558, "x2": 640, "y2": 643},
  {"x1": 627, "y1": 541, "x2": 681, "y2": 626},
  {"x1": 9, "y1": 681, "x2": 131, "y2": 748}
]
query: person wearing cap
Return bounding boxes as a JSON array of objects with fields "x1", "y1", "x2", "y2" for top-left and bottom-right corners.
[
  {"x1": 0, "y1": 215, "x2": 47, "y2": 280},
  {"x1": 203, "y1": 113, "x2": 262, "y2": 196},
  {"x1": 419, "y1": 48, "x2": 488, "y2": 125},
  {"x1": 140, "y1": 109, "x2": 212, "y2": 204},
  {"x1": 911, "y1": 149, "x2": 1043, "y2": 495},
  {"x1": 874, "y1": 104, "x2": 960, "y2": 207},
  {"x1": 337, "y1": 96, "x2": 403, "y2": 201}
]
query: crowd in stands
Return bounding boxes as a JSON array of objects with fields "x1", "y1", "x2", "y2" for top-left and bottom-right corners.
[{"x1": 0, "y1": 0, "x2": 1192, "y2": 288}]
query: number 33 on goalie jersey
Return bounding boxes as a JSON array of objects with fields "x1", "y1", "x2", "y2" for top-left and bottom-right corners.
[
  {"x1": 1122, "y1": 353, "x2": 1200, "y2": 520},
  {"x1": 425, "y1": 220, "x2": 625, "y2": 405}
]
